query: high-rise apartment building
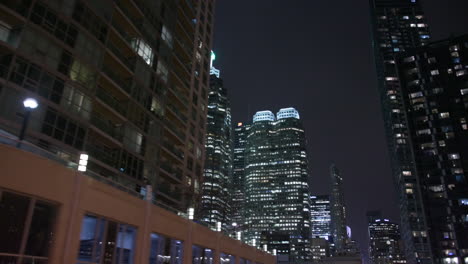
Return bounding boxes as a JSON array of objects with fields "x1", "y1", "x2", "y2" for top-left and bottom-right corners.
[
  {"x1": 395, "y1": 35, "x2": 468, "y2": 264},
  {"x1": 310, "y1": 195, "x2": 332, "y2": 241},
  {"x1": 244, "y1": 108, "x2": 311, "y2": 263},
  {"x1": 330, "y1": 164, "x2": 348, "y2": 253},
  {"x1": 368, "y1": 219, "x2": 405, "y2": 264},
  {"x1": 232, "y1": 122, "x2": 249, "y2": 228},
  {"x1": 200, "y1": 63, "x2": 232, "y2": 230},
  {"x1": 0, "y1": 0, "x2": 215, "y2": 212},
  {"x1": 369, "y1": 0, "x2": 432, "y2": 263}
]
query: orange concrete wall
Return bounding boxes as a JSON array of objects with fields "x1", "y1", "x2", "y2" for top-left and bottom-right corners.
[{"x1": 0, "y1": 144, "x2": 275, "y2": 264}]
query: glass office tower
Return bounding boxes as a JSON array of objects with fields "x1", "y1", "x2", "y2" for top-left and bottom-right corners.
[
  {"x1": 232, "y1": 122, "x2": 249, "y2": 229},
  {"x1": 200, "y1": 66, "x2": 232, "y2": 230},
  {"x1": 368, "y1": 219, "x2": 405, "y2": 264},
  {"x1": 244, "y1": 107, "x2": 311, "y2": 263},
  {"x1": 310, "y1": 195, "x2": 332, "y2": 241},
  {"x1": 330, "y1": 164, "x2": 348, "y2": 253}
]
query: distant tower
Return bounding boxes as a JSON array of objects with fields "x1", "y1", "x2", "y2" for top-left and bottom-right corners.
[
  {"x1": 330, "y1": 164, "x2": 347, "y2": 253},
  {"x1": 244, "y1": 108, "x2": 311, "y2": 262},
  {"x1": 231, "y1": 122, "x2": 249, "y2": 228},
  {"x1": 368, "y1": 219, "x2": 406, "y2": 264},
  {"x1": 200, "y1": 53, "x2": 232, "y2": 230},
  {"x1": 310, "y1": 195, "x2": 332, "y2": 240}
]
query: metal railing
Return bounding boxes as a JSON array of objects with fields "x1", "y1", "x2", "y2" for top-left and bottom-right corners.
[
  {"x1": 101, "y1": 65, "x2": 133, "y2": 95},
  {"x1": 0, "y1": 253, "x2": 48, "y2": 264},
  {"x1": 95, "y1": 87, "x2": 128, "y2": 117},
  {"x1": 90, "y1": 114, "x2": 124, "y2": 141},
  {"x1": 107, "y1": 41, "x2": 136, "y2": 71}
]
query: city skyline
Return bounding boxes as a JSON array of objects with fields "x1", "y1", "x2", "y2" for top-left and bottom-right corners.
[
  {"x1": 1, "y1": 0, "x2": 468, "y2": 263},
  {"x1": 213, "y1": 0, "x2": 468, "y2": 260}
]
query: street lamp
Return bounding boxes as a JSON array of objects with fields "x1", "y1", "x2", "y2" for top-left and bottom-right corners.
[{"x1": 17, "y1": 98, "x2": 38, "y2": 147}]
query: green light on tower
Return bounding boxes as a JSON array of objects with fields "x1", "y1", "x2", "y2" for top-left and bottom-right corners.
[{"x1": 210, "y1": 50, "x2": 216, "y2": 68}]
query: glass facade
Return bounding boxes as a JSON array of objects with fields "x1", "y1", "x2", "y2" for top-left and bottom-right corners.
[
  {"x1": 244, "y1": 108, "x2": 311, "y2": 262},
  {"x1": 0, "y1": 189, "x2": 56, "y2": 262},
  {"x1": 220, "y1": 253, "x2": 235, "y2": 264},
  {"x1": 369, "y1": 1, "x2": 432, "y2": 263},
  {"x1": 77, "y1": 215, "x2": 136, "y2": 264},
  {"x1": 396, "y1": 35, "x2": 468, "y2": 264},
  {"x1": 192, "y1": 246, "x2": 213, "y2": 264},
  {"x1": 330, "y1": 164, "x2": 347, "y2": 253},
  {"x1": 0, "y1": 0, "x2": 216, "y2": 213},
  {"x1": 310, "y1": 195, "x2": 331, "y2": 240},
  {"x1": 231, "y1": 123, "x2": 249, "y2": 229},
  {"x1": 149, "y1": 233, "x2": 184, "y2": 264},
  {"x1": 200, "y1": 69, "x2": 232, "y2": 230},
  {"x1": 368, "y1": 219, "x2": 405, "y2": 264}
]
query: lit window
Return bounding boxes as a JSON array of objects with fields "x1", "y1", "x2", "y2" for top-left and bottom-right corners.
[
  {"x1": 156, "y1": 61, "x2": 169, "y2": 82},
  {"x1": 161, "y1": 25, "x2": 173, "y2": 48},
  {"x1": 131, "y1": 39, "x2": 154, "y2": 66}
]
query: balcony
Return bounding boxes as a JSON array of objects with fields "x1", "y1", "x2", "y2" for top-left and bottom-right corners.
[
  {"x1": 114, "y1": 0, "x2": 143, "y2": 31},
  {"x1": 90, "y1": 114, "x2": 124, "y2": 142},
  {"x1": 85, "y1": 143, "x2": 119, "y2": 169},
  {"x1": 101, "y1": 65, "x2": 133, "y2": 95},
  {"x1": 95, "y1": 87, "x2": 128, "y2": 117},
  {"x1": 168, "y1": 86, "x2": 190, "y2": 106},
  {"x1": 162, "y1": 140, "x2": 184, "y2": 161},
  {"x1": 160, "y1": 163, "x2": 183, "y2": 182},
  {"x1": 164, "y1": 120, "x2": 185, "y2": 143},
  {"x1": 107, "y1": 40, "x2": 136, "y2": 72},
  {"x1": 166, "y1": 103, "x2": 188, "y2": 123}
]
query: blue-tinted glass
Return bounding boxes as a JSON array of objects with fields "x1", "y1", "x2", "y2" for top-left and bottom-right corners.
[
  {"x1": 94, "y1": 218, "x2": 106, "y2": 263},
  {"x1": 150, "y1": 233, "x2": 166, "y2": 264},
  {"x1": 240, "y1": 258, "x2": 246, "y2": 264},
  {"x1": 117, "y1": 225, "x2": 136, "y2": 264},
  {"x1": 171, "y1": 239, "x2": 184, "y2": 264},
  {"x1": 192, "y1": 245, "x2": 202, "y2": 264},
  {"x1": 220, "y1": 253, "x2": 235, "y2": 264},
  {"x1": 103, "y1": 221, "x2": 117, "y2": 264},
  {"x1": 78, "y1": 215, "x2": 97, "y2": 261},
  {"x1": 203, "y1": 248, "x2": 213, "y2": 264}
]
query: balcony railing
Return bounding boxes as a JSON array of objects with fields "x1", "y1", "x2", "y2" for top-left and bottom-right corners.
[
  {"x1": 107, "y1": 41, "x2": 136, "y2": 71},
  {"x1": 164, "y1": 120, "x2": 185, "y2": 141},
  {"x1": 162, "y1": 140, "x2": 184, "y2": 161},
  {"x1": 95, "y1": 87, "x2": 128, "y2": 117},
  {"x1": 166, "y1": 103, "x2": 188, "y2": 123},
  {"x1": 101, "y1": 65, "x2": 133, "y2": 95},
  {"x1": 114, "y1": 0, "x2": 143, "y2": 29},
  {"x1": 90, "y1": 114, "x2": 124, "y2": 142},
  {"x1": 160, "y1": 163, "x2": 183, "y2": 181},
  {"x1": 0, "y1": 253, "x2": 48, "y2": 264}
]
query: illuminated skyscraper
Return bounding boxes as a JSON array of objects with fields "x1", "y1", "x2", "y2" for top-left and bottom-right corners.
[
  {"x1": 368, "y1": 219, "x2": 405, "y2": 264},
  {"x1": 200, "y1": 61, "x2": 232, "y2": 230},
  {"x1": 244, "y1": 108, "x2": 311, "y2": 263},
  {"x1": 369, "y1": 0, "x2": 432, "y2": 263},
  {"x1": 310, "y1": 195, "x2": 332, "y2": 240},
  {"x1": 395, "y1": 35, "x2": 468, "y2": 264},
  {"x1": 330, "y1": 164, "x2": 347, "y2": 253},
  {"x1": 231, "y1": 122, "x2": 249, "y2": 227}
]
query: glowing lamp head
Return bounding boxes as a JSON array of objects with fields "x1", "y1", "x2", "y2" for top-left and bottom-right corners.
[{"x1": 23, "y1": 98, "x2": 38, "y2": 109}]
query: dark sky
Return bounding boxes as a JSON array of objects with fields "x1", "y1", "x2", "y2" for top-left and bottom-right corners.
[{"x1": 212, "y1": 0, "x2": 468, "y2": 258}]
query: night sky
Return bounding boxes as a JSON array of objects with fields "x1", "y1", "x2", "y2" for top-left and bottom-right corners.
[{"x1": 212, "y1": 0, "x2": 468, "y2": 259}]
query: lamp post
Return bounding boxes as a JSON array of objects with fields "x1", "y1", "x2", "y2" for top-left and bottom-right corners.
[{"x1": 17, "y1": 98, "x2": 38, "y2": 147}]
